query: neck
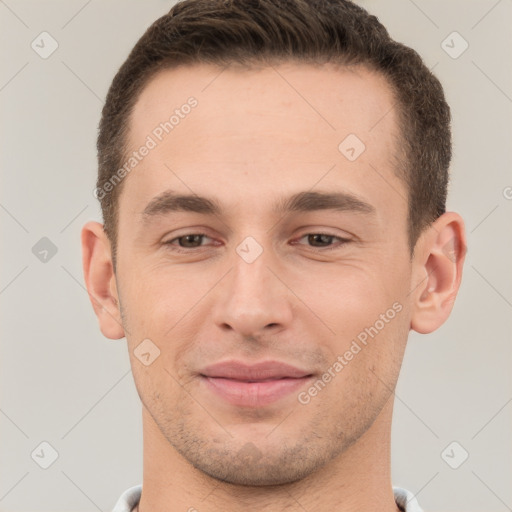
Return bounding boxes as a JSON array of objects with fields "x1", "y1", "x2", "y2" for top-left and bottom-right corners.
[{"x1": 137, "y1": 396, "x2": 399, "y2": 512}]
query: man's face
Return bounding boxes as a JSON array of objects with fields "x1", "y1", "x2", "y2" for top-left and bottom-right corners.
[{"x1": 115, "y1": 62, "x2": 413, "y2": 485}]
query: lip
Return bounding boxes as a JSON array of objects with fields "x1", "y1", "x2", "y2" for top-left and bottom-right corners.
[
  {"x1": 200, "y1": 360, "x2": 312, "y2": 380},
  {"x1": 199, "y1": 360, "x2": 314, "y2": 407}
]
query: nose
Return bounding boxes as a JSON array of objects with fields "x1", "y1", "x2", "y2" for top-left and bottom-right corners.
[{"x1": 211, "y1": 242, "x2": 294, "y2": 339}]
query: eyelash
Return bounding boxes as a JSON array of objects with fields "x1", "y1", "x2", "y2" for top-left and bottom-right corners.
[{"x1": 163, "y1": 233, "x2": 351, "y2": 253}]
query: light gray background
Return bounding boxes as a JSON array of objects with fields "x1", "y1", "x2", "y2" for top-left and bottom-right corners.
[{"x1": 1, "y1": 1, "x2": 511, "y2": 511}]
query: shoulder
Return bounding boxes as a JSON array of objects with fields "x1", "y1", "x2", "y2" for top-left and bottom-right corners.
[
  {"x1": 112, "y1": 484, "x2": 142, "y2": 512},
  {"x1": 393, "y1": 486, "x2": 424, "y2": 512}
]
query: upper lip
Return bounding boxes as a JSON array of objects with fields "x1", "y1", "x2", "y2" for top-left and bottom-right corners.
[{"x1": 200, "y1": 360, "x2": 313, "y2": 381}]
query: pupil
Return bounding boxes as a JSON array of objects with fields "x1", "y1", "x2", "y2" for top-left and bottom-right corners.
[
  {"x1": 309, "y1": 234, "x2": 331, "y2": 246},
  {"x1": 181, "y1": 235, "x2": 201, "y2": 247}
]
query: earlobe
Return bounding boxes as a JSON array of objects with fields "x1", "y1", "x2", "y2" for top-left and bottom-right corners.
[
  {"x1": 81, "y1": 221, "x2": 125, "y2": 340},
  {"x1": 410, "y1": 212, "x2": 467, "y2": 334}
]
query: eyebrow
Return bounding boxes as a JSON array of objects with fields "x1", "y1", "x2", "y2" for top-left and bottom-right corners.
[{"x1": 140, "y1": 189, "x2": 376, "y2": 223}]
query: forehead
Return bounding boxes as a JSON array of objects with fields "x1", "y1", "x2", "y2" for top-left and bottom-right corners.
[
  {"x1": 130, "y1": 61, "x2": 398, "y2": 146},
  {"x1": 120, "y1": 61, "x2": 404, "y2": 222}
]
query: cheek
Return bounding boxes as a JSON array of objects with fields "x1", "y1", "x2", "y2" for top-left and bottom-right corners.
[
  {"x1": 120, "y1": 263, "x2": 198, "y2": 332},
  {"x1": 299, "y1": 262, "x2": 411, "y2": 390},
  {"x1": 120, "y1": 265, "x2": 211, "y2": 374},
  {"x1": 299, "y1": 263, "x2": 404, "y2": 334}
]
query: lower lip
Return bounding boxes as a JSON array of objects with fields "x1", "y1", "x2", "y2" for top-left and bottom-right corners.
[{"x1": 200, "y1": 375, "x2": 313, "y2": 407}]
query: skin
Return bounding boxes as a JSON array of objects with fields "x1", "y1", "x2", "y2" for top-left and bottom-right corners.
[{"x1": 82, "y1": 62, "x2": 466, "y2": 512}]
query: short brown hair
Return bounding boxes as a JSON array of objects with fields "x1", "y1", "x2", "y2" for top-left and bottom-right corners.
[{"x1": 97, "y1": 0, "x2": 451, "y2": 270}]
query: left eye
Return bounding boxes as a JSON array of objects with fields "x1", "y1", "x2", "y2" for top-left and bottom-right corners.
[{"x1": 294, "y1": 233, "x2": 350, "y2": 250}]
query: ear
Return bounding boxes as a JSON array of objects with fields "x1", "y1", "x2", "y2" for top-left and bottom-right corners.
[
  {"x1": 81, "y1": 221, "x2": 125, "y2": 340},
  {"x1": 410, "y1": 212, "x2": 467, "y2": 334}
]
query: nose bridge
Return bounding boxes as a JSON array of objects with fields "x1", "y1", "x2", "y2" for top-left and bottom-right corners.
[
  {"x1": 212, "y1": 236, "x2": 293, "y2": 336},
  {"x1": 232, "y1": 243, "x2": 270, "y2": 300}
]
